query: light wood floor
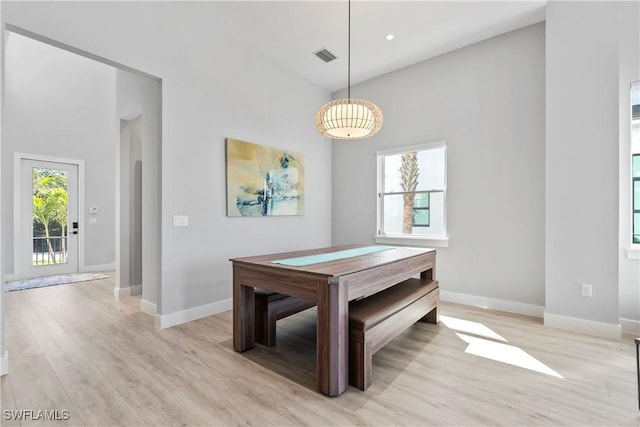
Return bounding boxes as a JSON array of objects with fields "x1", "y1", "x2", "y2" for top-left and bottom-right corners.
[{"x1": 1, "y1": 274, "x2": 639, "y2": 426}]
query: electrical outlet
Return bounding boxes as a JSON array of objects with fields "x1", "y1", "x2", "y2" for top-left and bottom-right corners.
[
  {"x1": 581, "y1": 284, "x2": 592, "y2": 297},
  {"x1": 172, "y1": 215, "x2": 189, "y2": 227}
]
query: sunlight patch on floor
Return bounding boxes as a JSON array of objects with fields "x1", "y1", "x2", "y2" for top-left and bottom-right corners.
[
  {"x1": 440, "y1": 315, "x2": 507, "y2": 342},
  {"x1": 441, "y1": 315, "x2": 563, "y2": 379},
  {"x1": 455, "y1": 333, "x2": 564, "y2": 378}
]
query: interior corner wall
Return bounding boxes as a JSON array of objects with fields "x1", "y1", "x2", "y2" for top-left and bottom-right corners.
[
  {"x1": 545, "y1": 1, "x2": 620, "y2": 326},
  {"x1": 2, "y1": 2, "x2": 332, "y2": 319},
  {"x1": 332, "y1": 23, "x2": 546, "y2": 308},
  {"x1": 2, "y1": 31, "x2": 117, "y2": 277},
  {"x1": 116, "y1": 69, "x2": 161, "y2": 307},
  {"x1": 129, "y1": 119, "x2": 143, "y2": 291}
]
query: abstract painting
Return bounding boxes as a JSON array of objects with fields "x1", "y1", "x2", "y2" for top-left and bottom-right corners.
[{"x1": 226, "y1": 138, "x2": 305, "y2": 216}]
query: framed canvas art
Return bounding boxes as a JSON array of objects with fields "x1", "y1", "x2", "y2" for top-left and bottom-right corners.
[{"x1": 226, "y1": 138, "x2": 305, "y2": 216}]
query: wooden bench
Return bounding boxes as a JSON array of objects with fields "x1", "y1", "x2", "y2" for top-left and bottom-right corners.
[
  {"x1": 348, "y1": 277, "x2": 439, "y2": 391},
  {"x1": 254, "y1": 289, "x2": 315, "y2": 347}
]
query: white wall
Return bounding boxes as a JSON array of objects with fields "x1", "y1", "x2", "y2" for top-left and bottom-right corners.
[
  {"x1": 0, "y1": 1, "x2": 6, "y2": 376},
  {"x1": 332, "y1": 23, "x2": 546, "y2": 309},
  {"x1": 1, "y1": 2, "x2": 332, "y2": 322},
  {"x1": 545, "y1": 1, "x2": 621, "y2": 330},
  {"x1": 2, "y1": 31, "x2": 117, "y2": 277}
]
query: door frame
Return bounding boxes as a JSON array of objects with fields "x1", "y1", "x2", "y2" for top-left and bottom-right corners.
[{"x1": 13, "y1": 152, "x2": 85, "y2": 280}]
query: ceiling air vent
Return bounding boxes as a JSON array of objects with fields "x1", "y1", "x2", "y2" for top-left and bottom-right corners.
[{"x1": 313, "y1": 48, "x2": 337, "y2": 63}]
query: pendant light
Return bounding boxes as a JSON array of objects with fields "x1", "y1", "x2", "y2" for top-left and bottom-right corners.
[{"x1": 315, "y1": 0, "x2": 383, "y2": 140}]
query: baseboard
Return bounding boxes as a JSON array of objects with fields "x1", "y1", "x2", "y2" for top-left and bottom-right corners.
[
  {"x1": 113, "y1": 286, "x2": 131, "y2": 298},
  {"x1": 619, "y1": 318, "x2": 640, "y2": 335},
  {"x1": 544, "y1": 312, "x2": 622, "y2": 340},
  {"x1": 3, "y1": 273, "x2": 17, "y2": 282},
  {"x1": 80, "y1": 262, "x2": 115, "y2": 273},
  {"x1": 1, "y1": 351, "x2": 8, "y2": 376},
  {"x1": 440, "y1": 290, "x2": 544, "y2": 318},
  {"x1": 140, "y1": 299, "x2": 157, "y2": 316},
  {"x1": 130, "y1": 284, "x2": 142, "y2": 296},
  {"x1": 157, "y1": 298, "x2": 232, "y2": 329},
  {"x1": 140, "y1": 299, "x2": 161, "y2": 328}
]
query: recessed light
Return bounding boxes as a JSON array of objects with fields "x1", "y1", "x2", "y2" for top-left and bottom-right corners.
[{"x1": 386, "y1": 34, "x2": 394, "y2": 41}]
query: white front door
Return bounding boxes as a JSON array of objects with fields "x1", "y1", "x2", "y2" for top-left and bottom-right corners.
[{"x1": 21, "y1": 159, "x2": 79, "y2": 279}]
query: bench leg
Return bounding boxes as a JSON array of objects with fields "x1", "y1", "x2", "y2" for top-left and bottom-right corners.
[
  {"x1": 349, "y1": 337, "x2": 372, "y2": 391},
  {"x1": 420, "y1": 306, "x2": 439, "y2": 324},
  {"x1": 255, "y1": 308, "x2": 277, "y2": 347}
]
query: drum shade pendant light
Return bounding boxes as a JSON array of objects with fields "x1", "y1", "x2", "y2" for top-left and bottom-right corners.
[{"x1": 315, "y1": 0, "x2": 383, "y2": 140}]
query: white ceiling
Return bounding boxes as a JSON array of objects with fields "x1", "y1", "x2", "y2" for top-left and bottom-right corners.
[{"x1": 215, "y1": 1, "x2": 547, "y2": 93}]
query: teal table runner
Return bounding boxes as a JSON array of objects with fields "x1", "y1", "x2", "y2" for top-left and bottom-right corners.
[{"x1": 270, "y1": 246, "x2": 394, "y2": 267}]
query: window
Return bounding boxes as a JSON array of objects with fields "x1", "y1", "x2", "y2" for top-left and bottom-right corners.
[
  {"x1": 413, "y1": 193, "x2": 430, "y2": 227},
  {"x1": 633, "y1": 81, "x2": 640, "y2": 245},
  {"x1": 376, "y1": 141, "x2": 447, "y2": 246},
  {"x1": 633, "y1": 154, "x2": 640, "y2": 244}
]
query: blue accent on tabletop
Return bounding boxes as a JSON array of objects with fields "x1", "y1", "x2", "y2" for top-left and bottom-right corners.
[{"x1": 270, "y1": 246, "x2": 394, "y2": 267}]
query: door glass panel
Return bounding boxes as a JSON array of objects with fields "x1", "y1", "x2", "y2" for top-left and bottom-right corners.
[{"x1": 32, "y1": 167, "x2": 68, "y2": 266}]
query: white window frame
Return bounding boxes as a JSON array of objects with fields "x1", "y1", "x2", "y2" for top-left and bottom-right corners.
[
  {"x1": 375, "y1": 140, "x2": 449, "y2": 248},
  {"x1": 630, "y1": 81, "x2": 640, "y2": 259}
]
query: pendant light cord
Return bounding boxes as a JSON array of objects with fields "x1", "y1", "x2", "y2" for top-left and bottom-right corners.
[{"x1": 347, "y1": 0, "x2": 351, "y2": 100}]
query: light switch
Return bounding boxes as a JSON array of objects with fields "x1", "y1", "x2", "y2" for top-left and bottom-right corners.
[
  {"x1": 89, "y1": 207, "x2": 99, "y2": 214},
  {"x1": 173, "y1": 215, "x2": 189, "y2": 227}
]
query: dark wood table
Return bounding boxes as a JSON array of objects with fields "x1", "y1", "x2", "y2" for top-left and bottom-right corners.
[{"x1": 230, "y1": 244, "x2": 436, "y2": 396}]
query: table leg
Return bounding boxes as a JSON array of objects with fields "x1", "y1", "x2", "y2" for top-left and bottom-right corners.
[
  {"x1": 233, "y1": 266, "x2": 255, "y2": 352},
  {"x1": 317, "y1": 279, "x2": 348, "y2": 396},
  {"x1": 420, "y1": 263, "x2": 435, "y2": 281}
]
